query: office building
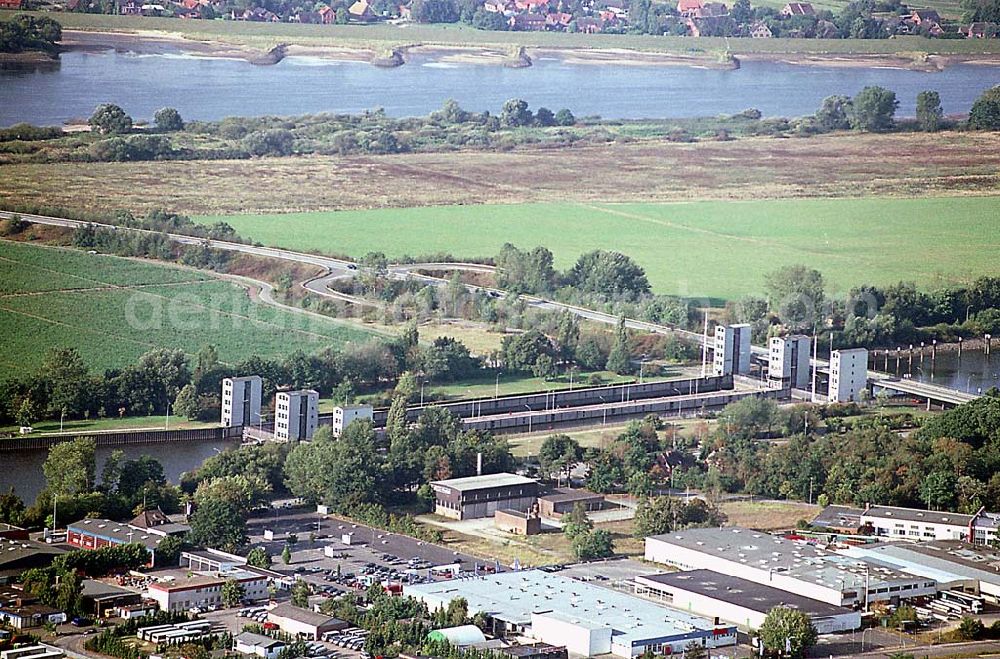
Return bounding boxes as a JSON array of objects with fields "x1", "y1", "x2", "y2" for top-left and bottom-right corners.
[
  {"x1": 331, "y1": 404, "x2": 374, "y2": 436},
  {"x1": 828, "y1": 348, "x2": 868, "y2": 403},
  {"x1": 146, "y1": 568, "x2": 268, "y2": 612},
  {"x1": 430, "y1": 473, "x2": 538, "y2": 520},
  {"x1": 405, "y1": 570, "x2": 736, "y2": 658},
  {"x1": 841, "y1": 541, "x2": 1000, "y2": 604},
  {"x1": 635, "y1": 570, "x2": 861, "y2": 633},
  {"x1": 274, "y1": 389, "x2": 319, "y2": 441},
  {"x1": 860, "y1": 505, "x2": 974, "y2": 542},
  {"x1": 644, "y1": 527, "x2": 936, "y2": 607},
  {"x1": 768, "y1": 335, "x2": 811, "y2": 390},
  {"x1": 221, "y1": 376, "x2": 262, "y2": 428},
  {"x1": 713, "y1": 324, "x2": 751, "y2": 376}
]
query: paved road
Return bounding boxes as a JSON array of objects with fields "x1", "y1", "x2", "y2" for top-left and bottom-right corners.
[{"x1": 3, "y1": 211, "x2": 978, "y2": 406}]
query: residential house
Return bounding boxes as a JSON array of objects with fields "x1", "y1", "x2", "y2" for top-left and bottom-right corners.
[
  {"x1": 692, "y1": 2, "x2": 728, "y2": 18},
  {"x1": 398, "y1": 3, "x2": 411, "y2": 18},
  {"x1": 510, "y1": 12, "x2": 547, "y2": 29},
  {"x1": 677, "y1": 0, "x2": 702, "y2": 17},
  {"x1": 966, "y1": 21, "x2": 998, "y2": 37},
  {"x1": 483, "y1": 0, "x2": 509, "y2": 11},
  {"x1": 318, "y1": 5, "x2": 336, "y2": 22},
  {"x1": 514, "y1": 0, "x2": 549, "y2": 12},
  {"x1": 781, "y1": 1, "x2": 814, "y2": 15},
  {"x1": 348, "y1": 0, "x2": 377, "y2": 20},
  {"x1": 120, "y1": 0, "x2": 142, "y2": 14},
  {"x1": 749, "y1": 19, "x2": 773, "y2": 37},
  {"x1": 545, "y1": 11, "x2": 573, "y2": 28},
  {"x1": 0, "y1": 0, "x2": 23, "y2": 8},
  {"x1": 293, "y1": 10, "x2": 322, "y2": 22},
  {"x1": 686, "y1": 14, "x2": 730, "y2": 35},
  {"x1": 575, "y1": 15, "x2": 604, "y2": 31},
  {"x1": 910, "y1": 8, "x2": 941, "y2": 25}
]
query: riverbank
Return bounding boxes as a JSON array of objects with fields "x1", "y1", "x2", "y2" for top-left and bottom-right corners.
[
  {"x1": 27, "y1": 11, "x2": 1000, "y2": 70},
  {"x1": 0, "y1": 50, "x2": 57, "y2": 63}
]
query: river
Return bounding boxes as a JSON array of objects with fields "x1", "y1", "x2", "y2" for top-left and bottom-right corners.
[
  {"x1": 2, "y1": 47, "x2": 1000, "y2": 125},
  {"x1": 0, "y1": 438, "x2": 241, "y2": 508}
]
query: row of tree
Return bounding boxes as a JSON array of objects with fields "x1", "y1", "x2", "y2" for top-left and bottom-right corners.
[{"x1": 0, "y1": 14, "x2": 61, "y2": 55}]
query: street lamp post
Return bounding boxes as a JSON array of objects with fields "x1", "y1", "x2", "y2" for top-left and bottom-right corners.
[
  {"x1": 524, "y1": 404, "x2": 532, "y2": 434},
  {"x1": 495, "y1": 372, "x2": 502, "y2": 400}
]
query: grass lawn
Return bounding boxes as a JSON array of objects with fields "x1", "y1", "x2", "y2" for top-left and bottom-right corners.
[
  {"x1": 199, "y1": 196, "x2": 1000, "y2": 300},
  {"x1": 509, "y1": 416, "x2": 714, "y2": 456},
  {"x1": 18, "y1": 11, "x2": 993, "y2": 50},
  {"x1": 0, "y1": 414, "x2": 214, "y2": 435},
  {"x1": 0, "y1": 240, "x2": 378, "y2": 379},
  {"x1": 719, "y1": 499, "x2": 821, "y2": 530}
]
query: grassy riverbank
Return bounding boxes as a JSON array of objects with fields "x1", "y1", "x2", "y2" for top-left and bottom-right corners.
[
  {"x1": 8, "y1": 11, "x2": 1000, "y2": 57},
  {"x1": 4, "y1": 131, "x2": 999, "y2": 215}
]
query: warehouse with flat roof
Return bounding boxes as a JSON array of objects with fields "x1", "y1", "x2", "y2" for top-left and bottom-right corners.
[
  {"x1": 644, "y1": 527, "x2": 937, "y2": 607},
  {"x1": 635, "y1": 570, "x2": 861, "y2": 633},
  {"x1": 404, "y1": 569, "x2": 736, "y2": 657},
  {"x1": 430, "y1": 473, "x2": 538, "y2": 520}
]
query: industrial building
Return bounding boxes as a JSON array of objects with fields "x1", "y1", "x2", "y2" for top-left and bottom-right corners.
[
  {"x1": 66, "y1": 519, "x2": 170, "y2": 566},
  {"x1": 634, "y1": 570, "x2": 861, "y2": 634},
  {"x1": 404, "y1": 570, "x2": 737, "y2": 657},
  {"x1": 840, "y1": 541, "x2": 1000, "y2": 604},
  {"x1": 331, "y1": 404, "x2": 374, "y2": 436},
  {"x1": 536, "y1": 489, "x2": 604, "y2": 519},
  {"x1": 267, "y1": 602, "x2": 348, "y2": 639},
  {"x1": 713, "y1": 324, "x2": 752, "y2": 377},
  {"x1": 274, "y1": 389, "x2": 319, "y2": 441},
  {"x1": 222, "y1": 376, "x2": 263, "y2": 428},
  {"x1": 0, "y1": 587, "x2": 66, "y2": 630},
  {"x1": 0, "y1": 645, "x2": 65, "y2": 659},
  {"x1": 644, "y1": 527, "x2": 937, "y2": 607},
  {"x1": 430, "y1": 473, "x2": 538, "y2": 520},
  {"x1": 146, "y1": 568, "x2": 269, "y2": 612},
  {"x1": 0, "y1": 538, "x2": 63, "y2": 584},
  {"x1": 80, "y1": 579, "x2": 143, "y2": 618},
  {"x1": 234, "y1": 632, "x2": 287, "y2": 659},
  {"x1": 494, "y1": 509, "x2": 542, "y2": 536},
  {"x1": 860, "y1": 505, "x2": 975, "y2": 541},
  {"x1": 768, "y1": 335, "x2": 811, "y2": 390},
  {"x1": 828, "y1": 348, "x2": 868, "y2": 403}
]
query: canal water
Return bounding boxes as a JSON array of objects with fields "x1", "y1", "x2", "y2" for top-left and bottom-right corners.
[
  {"x1": 874, "y1": 345, "x2": 999, "y2": 395},
  {"x1": 0, "y1": 438, "x2": 240, "y2": 508},
  {"x1": 3, "y1": 47, "x2": 1000, "y2": 125}
]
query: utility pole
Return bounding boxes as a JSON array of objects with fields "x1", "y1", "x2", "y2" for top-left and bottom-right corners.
[{"x1": 701, "y1": 310, "x2": 709, "y2": 378}]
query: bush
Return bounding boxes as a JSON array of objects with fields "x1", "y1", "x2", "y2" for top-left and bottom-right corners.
[
  {"x1": 0, "y1": 123, "x2": 62, "y2": 142},
  {"x1": 154, "y1": 107, "x2": 184, "y2": 132},
  {"x1": 244, "y1": 128, "x2": 294, "y2": 156}
]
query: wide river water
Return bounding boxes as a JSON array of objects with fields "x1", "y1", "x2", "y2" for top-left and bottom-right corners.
[{"x1": 2, "y1": 48, "x2": 1000, "y2": 124}]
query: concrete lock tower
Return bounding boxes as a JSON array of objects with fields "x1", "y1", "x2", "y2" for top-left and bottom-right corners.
[
  {"x1": 713, "y1": 324, "x2": 752, "y2": 376},
  {"x1": 769, "y1": 335, "x2": 811, "y2": 390},
  {"x1": 828, "y1": 348, "x2": 869, "y2": 403},
  {"x1": 274, "y1": 389, "x2": 319, "y2": 441},
  {"x1": 221, "y1": 376, "x2": 262, "y2": 427}
]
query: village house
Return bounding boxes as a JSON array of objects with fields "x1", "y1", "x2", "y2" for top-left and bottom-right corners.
[
  {"x1": 0, "y1": 0, "x2": 23, "y2": 8},
  {"x1": 781, "y1": 1, "x2": 814, "y2": 15},
  {"x1": 576, "y1": 15, "x2": 605, "y2": 31},
  {"x1": 909, "y1": 8, "x2": 941, "y2": 25},
  {"x1": 749, "y1": 19, "x2": 773, "y2": 36},
  {"x1": 348, "y1": 0, "x2": 377, "y2": 20},
  {"x1": 677, "y1": 0, "x2": 702, "y2": 17},
  {"x1": 316, "y1": 5, "x2": 335, "y2": 22},
  {"x1": 545, "y1": 11, "x2": 573, "y2": 28},
  {"x1": 692, "y1": 2, "x2": 728, "y2": 18},
  {"x1": 120, "y1": 0, "x2": 142, "y2": 14},
  {"x1": 514, "y1": 0, "x2": 550, "y2": 13},
  {"x1": 510, "y1": 12, "x2": 547, "y2": 29},
  {"x1": 965, "y1": 21, "x2": 998, "y2": 37}
]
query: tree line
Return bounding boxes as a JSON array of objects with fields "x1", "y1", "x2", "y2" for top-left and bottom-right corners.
[{"x1": 0, "y1": 14, "x2": 61, "y2": 55}]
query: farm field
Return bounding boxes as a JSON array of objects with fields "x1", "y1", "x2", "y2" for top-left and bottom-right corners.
[
  {"x1": 19, "y1": 11, "x2": 990, "y2": 50},
  {"x1": 0, "y1": 241, "x2": 377, "y2": 379},
  {"x1": 5, "y1": 132, "x2": 999, "y2": 216},
  {"x1": 199, "y1": 196, "x2": 1000, "y2": 300}
]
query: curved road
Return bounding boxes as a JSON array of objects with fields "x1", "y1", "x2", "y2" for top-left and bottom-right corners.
[{"x1": 2, "y1": 211, "x2": 701, "y2": 345}]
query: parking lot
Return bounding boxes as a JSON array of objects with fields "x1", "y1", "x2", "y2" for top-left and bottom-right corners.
[{"x1": 246, "y1": 507, "x2": 505, "y2": 596}]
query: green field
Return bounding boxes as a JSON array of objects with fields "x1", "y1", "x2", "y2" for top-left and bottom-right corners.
[
  {"x1": 0, "y1": 241, "x2": 377, "y2": 379},
  {"x1": 8, "y1": 10, "x2": 993, "y2": 53},
  {"x1": 198, "y1": 197, "x2": 1000, "y2": 300}
]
